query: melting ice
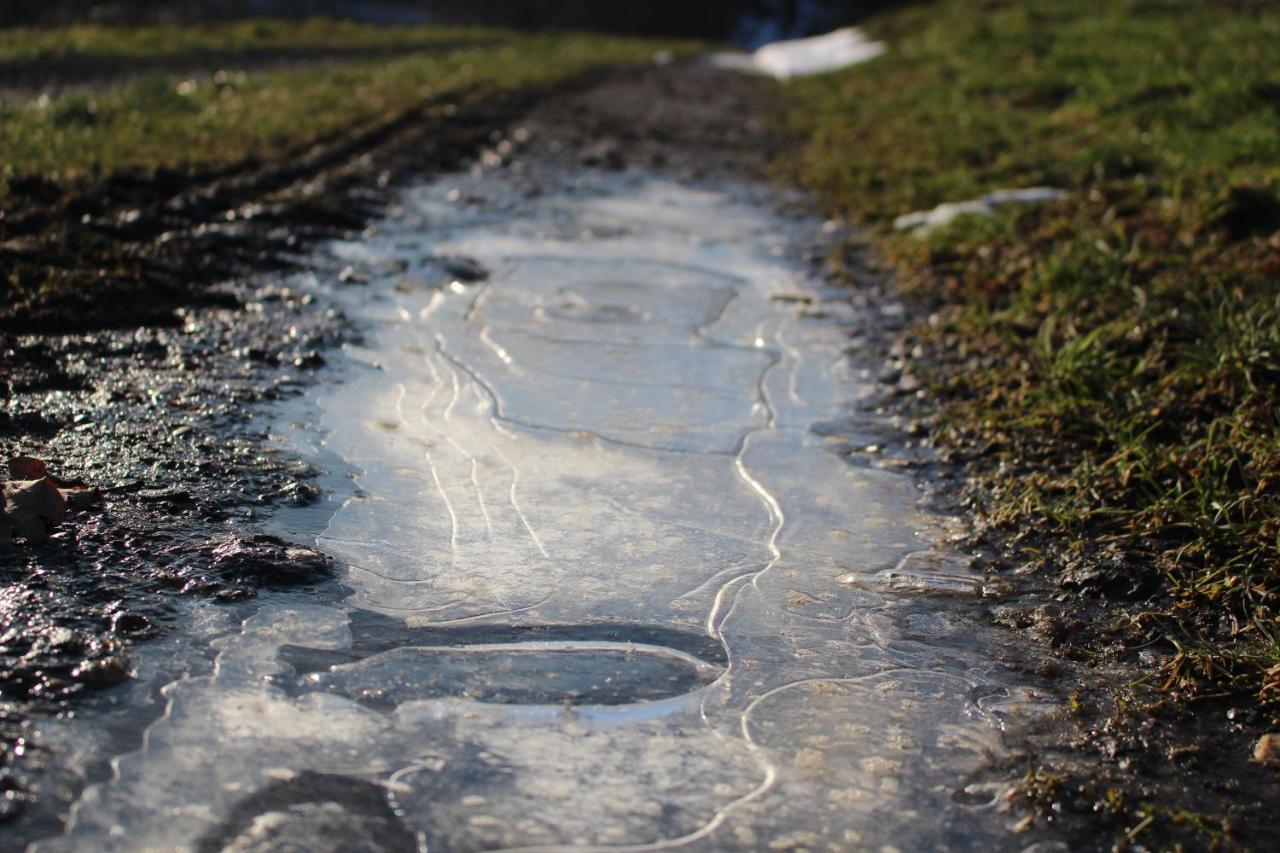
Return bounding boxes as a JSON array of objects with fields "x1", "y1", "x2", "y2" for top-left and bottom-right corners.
[
  {"x1": 710, "y1": 27, "x2": 886, "y2": 80},
  {"x1": 34, "y1": 169, "x2": 1064, "y2": 851}
]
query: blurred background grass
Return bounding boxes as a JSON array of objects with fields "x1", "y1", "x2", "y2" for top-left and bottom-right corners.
[{"x1": 0, "y1": 24, "x2": 696, "y2": 193}]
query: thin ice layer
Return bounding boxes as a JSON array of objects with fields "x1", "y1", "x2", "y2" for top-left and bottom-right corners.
[{"x1": 39, "y1": 169, "x2": 1061, "y2": 852}]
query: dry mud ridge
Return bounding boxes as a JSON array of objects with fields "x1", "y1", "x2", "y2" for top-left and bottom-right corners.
[{"x1": 1, "y1": 62, "x2": 1274, "y2": 851}]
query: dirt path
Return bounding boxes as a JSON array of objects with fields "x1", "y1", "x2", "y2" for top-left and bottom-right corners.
[{"x1": 3, "y1": 59, "x2": 1274, "y2": 850}]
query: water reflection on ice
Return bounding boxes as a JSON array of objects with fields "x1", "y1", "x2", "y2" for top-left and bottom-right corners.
[{"x1": 40, "y1": 170, "x2": 1062, "y2": 851}]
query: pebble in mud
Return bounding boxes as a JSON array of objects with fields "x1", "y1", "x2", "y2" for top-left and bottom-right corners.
[
  {"x1": 207, "y1": 534, "x2": 331, "y2": 587},
  {"x1": 1253, "y1": 733, "x2": 1280, "y2": 765}
]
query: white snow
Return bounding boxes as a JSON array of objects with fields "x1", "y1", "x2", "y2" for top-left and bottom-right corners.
[
  {"x1": 894, "y1": 187, "x2": 1068, "y2": 234},
  {"x1": 708, "y1": 27, "x2": 886, "y2": 80}
]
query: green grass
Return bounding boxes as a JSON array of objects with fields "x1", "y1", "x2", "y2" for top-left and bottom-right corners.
[
  {"x1": 783, "y1": 0, "x2": 1280, "y2": 702},
  {"x1": 0, "y1": 24, "x2": 694, "y2": 195},
  {"x1": 0, "y1": 17, "x2": 497, "y2": 63}
]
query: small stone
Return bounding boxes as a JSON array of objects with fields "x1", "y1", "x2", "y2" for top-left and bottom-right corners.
[
  {"x1": 278, "y1": 481, "x2": 323, "y2": 507},
  {"x1": 72, "y1": 655, "x2": 129, "y2": 689},
  {"x1": 338, "y1": 266, "x2": 368, "y2": 285},
  {"x1": 1253, "y1": 733, "x2": 1280, "y2": 764},
  {"x1": 111, "y1": 612, "x2": 152, "y2": 636},
  {"x1": 441, "y1": 256, "x2": 489, "y2": 283},
  {"x1": 208, "y1": 534, "x2": 331, "y2": 586}
]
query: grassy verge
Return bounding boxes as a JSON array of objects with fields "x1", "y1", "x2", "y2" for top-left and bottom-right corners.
[
  {"x1": 784, "y1": 0, "x2": 1280, "y2": 704},
  {"x1": 0, "y1": 21, "x2": 696, "y2": 330},
  {"x1": 0, "y1": 23, "x2": 694, "y2": 196},
  {"x1": 0, "y1": 17, "x2": 498, "y2": 63}
]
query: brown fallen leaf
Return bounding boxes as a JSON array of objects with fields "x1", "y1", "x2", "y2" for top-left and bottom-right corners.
[
  {"x1": 2, "y1": 457, "x2": 101, "y2": 543},
  {"x1": 3, "y1": 478, "x2": 67, "y2": 542},
  {"x1": 9, "y1": 456, "x2": 89, "y2": 490}
]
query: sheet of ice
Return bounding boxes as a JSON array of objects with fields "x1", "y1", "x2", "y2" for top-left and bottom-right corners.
[
  {"x1": 708, "y1": 27, "x2": 886, "y2": 80},
  {"x1": 35, "y1": 169, "x2": 1067, "y2": 852},
  {"x1": 894, "y1": 187, "x2": 1068, "y2": 234}
]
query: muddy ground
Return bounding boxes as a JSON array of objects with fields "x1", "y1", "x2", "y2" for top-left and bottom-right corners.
[{"x1": 1, "y1": 59, "x2": 1275, "y2": 849}]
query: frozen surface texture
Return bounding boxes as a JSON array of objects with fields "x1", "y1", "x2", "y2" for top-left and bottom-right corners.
[
  {"x1": 894, "y1": 187, "x2": 1069, "y2": 234},
  {"x1": 38, "y1": 170, "x2": 1060, "y2": 851},
  {"x1": 709, "y1": 27, "x2": 886, "y2": 80}
]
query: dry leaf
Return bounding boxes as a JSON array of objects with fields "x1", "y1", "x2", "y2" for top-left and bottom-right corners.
[
  {"x1": 2, "y1": 456, "x2": 99, "y2": 543},
  {"x1": 9, "y1": 456, "x2": 89, "y2": 489},
  {"x1": 3, "y1": 478, "x2": 67, "y2": 542}
]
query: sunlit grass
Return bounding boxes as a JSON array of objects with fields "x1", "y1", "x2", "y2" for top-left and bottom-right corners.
[
  {"x1": 783, "y1": 0, "x2": 1280, "y2": 701},
  {"x1": 0, "y1": 17, "x2": 498, "y2": 62},
  {"x1": 0, "y1": 28, "x2": 693, "y2": 196}
]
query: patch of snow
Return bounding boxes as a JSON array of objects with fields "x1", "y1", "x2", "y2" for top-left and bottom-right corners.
[
  {"x1": 894, "y1": 187, "x2": 1068, "y2": 234},
  {"x1": 708, "y1": 27, "x2": 886, "y2": 80}
]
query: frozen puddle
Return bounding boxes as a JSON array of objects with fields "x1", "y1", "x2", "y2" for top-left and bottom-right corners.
[{"x1": 40, "y1": 170, "x2": 1062, "y2": 850}]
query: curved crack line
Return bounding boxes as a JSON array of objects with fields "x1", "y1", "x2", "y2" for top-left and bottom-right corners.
[
  {"x1": 463, "y1": 280, "x2": 493, "y2": 325},
  {"x1": 500, "y1": 326, "x2": 769, "y2": 357},
  {"x1": 490, "y1": 250, "x2": 751, "y2": 286},
  {"x1": 342, "y1": 565, "x2": 446, "y2": 587},
  {"x1": 397, "y1": 368, "x2": 496, "y2": 539},
  {"x1": 775, "y1": 325, "x2": 806, "y2": 407},
  {"x1": 704, "y1": 340, "x2": 784, "y2": 640},
  {"x1": 421, "y1": 448, "x2": 458, "y2": 556},
  {"x1": 479, "y1": 325, "x2": 517, "y2": 368},
  {"x1": 484, "y1": 360, "x2": 747, "y2": 397},
  {"x1": 672, "y1": 561, "x2": 767, "y2": 606},
  {"x1": 494, "y1": 668, "x2": 955, "y2": 853},
  {"x1": 401, "y1": 592, "x2": 555, "y2": 626},
  {"x1": 350, "y1": 594, "x2": 468, "y2": 613},
  {"x1": 593, "y1": 494, "x2": 767, "y2": 552},
  {"x1": 417, "y1": 289, "x2": 446, "y2": 322},
  {"x1": 435, "y1": 338, "x2": 744, "y2": 458},
  {"x1": 315, "y1": 534, "x2": 436, "y2": 565},
  {"x1": 531, "y1": 345, "x2": 794, "y2": 853},
  {"x1": 442, "y1": 359, "x2": 463, "y2": 423},
  {"x1": 489, "y1": 437, "x2": 550, "y2": 560},
  {"x1": 429, "y1": 339, "x2": 551, "y2": 558},
  {"x1": 353, "y1": 641, "x2": 720, "y2": 673},
  {"x1": 692, "y1": 285, "x2": 740, "y2": 343}
]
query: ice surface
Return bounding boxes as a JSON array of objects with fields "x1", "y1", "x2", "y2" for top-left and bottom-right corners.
[
  {"x1": 708, "y1": 27, "x2": 886, "y2": 80},
  {"x1": 894, "y1": 187, "x2": 1069, "y2": 234},
  {"x1": 36, "y1": 169, "x2": 1065, "y2": 851}
]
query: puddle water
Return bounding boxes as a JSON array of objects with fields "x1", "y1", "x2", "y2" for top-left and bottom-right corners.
[{"x1": 34, "y1": 169, "x2": 1064, "y2": 850}]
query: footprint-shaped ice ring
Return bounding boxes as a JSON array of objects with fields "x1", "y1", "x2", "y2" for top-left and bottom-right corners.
[{"x1": 277, "y1": 617, "x2": 728, "y2": 711}]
